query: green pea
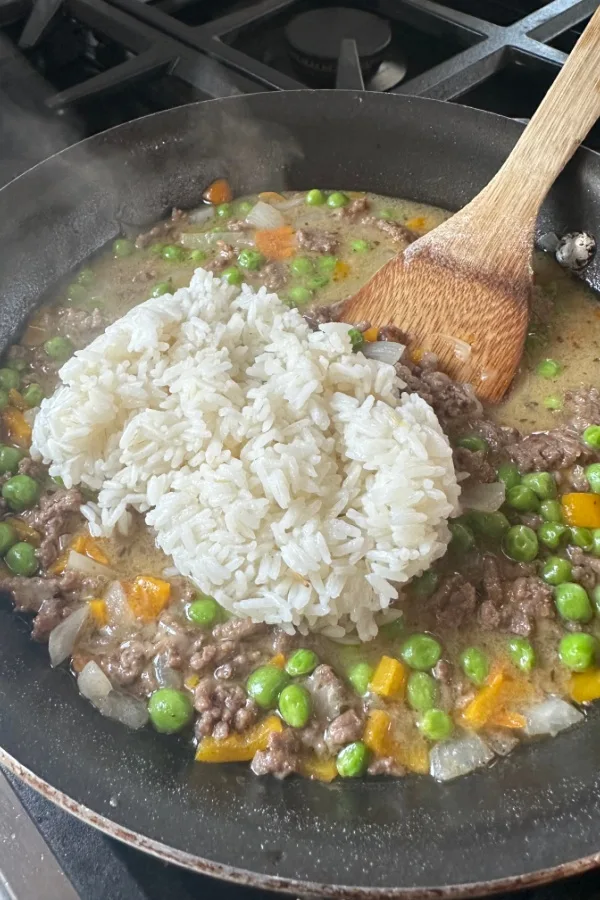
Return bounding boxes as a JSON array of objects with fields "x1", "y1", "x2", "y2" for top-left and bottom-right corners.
[
  {"x1": 521, "y1": 471, "x2": 557, "y2": 500},
  {"x1": 543, "y1": 395, "x2": 562, "y2": 411},
  {"x1": 379, "y1": 617, "x2": 405, "y2": 639},
  {"x1": 351, "y1": 239, "x2": 370, "y2": 252},
  {"x1": 5, "y1": 358, "x2": 26, "y2": 372},
  {"x1": 558, "y1": 632, "x2": 597, "y2": 672},
  {"x1": 538, "y1": 522, "x2": 569, "y2": 550},
  {"x1": 347, "y1": 662, "x2": 373, "y2": 696},
  {"x1": 507, "y1": 637, "x2": 536, "y2": 672},
  {"x1": 506, "y1": 484, "x2": 540, "y2": 512},
  {"x1": 347, "y1": 328, "x2": 365, "y2": 351},
  {"x1": 336, "y1": 741, "x2": 369, "y2": 778},
  {"x1": 288, "y1": 286, "x2": 312, "y2": 306},
  {"x1": 407, "y1": 671, "x2": 438, "y2": 711},
  {"x1": 236, "y1": 200, "x2": 254, "y2": 216},
  {"x1": 570, "y1": 526, "x2": 594, "y2": 551},
  {"x1": 592, "y1": 529, "x2": 600, "y2": 558},
  {"x1": 216, "y1": 203, "x2": 232, "y2": 219},
  {"x1": 327, "y1": 192, "x2": 349, "y2": 208},
  {"x1": 459, "y1": 647, "x2": 489, "y2": 686},
  {"x1": 457, "y1": 435, "x2": 488, "y2": 453},
  {"x1": 541, "y1": 555, "x2": 572, "y2": 585},
  {"x1": 278, "y1": 684, "x2": 311, "y2": 728},
  {"x1": 497, "y1": 463, "x2": 521, "y2": 492},
  {"x1": 306, "y1": 273, "x2": 330, "y2": 291},
  {"x1": 586, "y1": 463, "x2": 600, "y2": 494},
  {"x1": 536, "y1": 358, "x2": 562, "y2": 379},
  {"x1": 0, "y1": 522, "x2": 17, "y2": 556},
  {"x1": 504, "y1": 525, "x2": 539, "y2": 562},
  {"x1": 5, "y1": 541, "x2": 37, "y2": 576},
  {"x1": 0, "y1": 389, "x2": 8, "y2": 411},
  {"x1": 148, "y1": 243, "x2": 164, "y2": 256},
  {"x1": 583, "y1": 425, "x2": 600, "y2": 450},
  {"x1": 186, "y1": 595, "x2": 221, "y2": 628},
  {"x1": 285, "y1": 648, "x2": 319, "y2": 677},
  {"x1": 592, "y1": 584, "x2": 600, "y2": 615},
  {"x1": 410, "y1": 570, "x2": 439, "y2": 600},
  {"x1": 554, "y1": 582, "x2": 593, "y2": 622},
  {"x1": 246, "y1": 665, "x2": 290, "y2": 709},
  {"x1": 418, "y1": 708, "x2": 453, "y2": 742},
  {"x1": 317, "y1": 255, "x2": 338, "y2": 273},
  {"x1": 400, "y1": 634, "x2": 442, "y2": 671},
  {"x1": 378, "y1": 208, "x2": 395, "y2": 220},
  {"x1": 162, "y1": 244, "x2": 184, "y2": 262},
  {"x1": 306, "y1": 189, "x2": 325, "y2": 206},
  {"x1": 66, "y1": 283, "x2": 88, "y2": 305},
  {"x1": 2, "y1": 475, "x2": 40, "y2": 511},
  {"x1": 221, "y1": 266, "x2": 242, "y2": 285},
  {"x1": 540, "y1": 499, "x2": 563, "y2": 523},
  {"x1": 151, "y1": 281, "x2": 172, "y2": 298},
  {"x1": 468, "y1": 510, "x2": 510, "y2": 541},
  {"x1": 238, "y1": 249, "x2": 265, "y2": 271},
  {"x1": 0, "y1": 445, "x2": 23, "y2": 475},
  {"x1": 77, "y1": 267, "x2": 94, "y2": 286},
  {"x1": 44, "y1": 337, "x2": 74, "y2": 362},
  {"x1": 449, "y1": 521, "x2": 475, "y2": 554},
  {"x1": 21, "y1": 383, "x2": 43, "y2": 408},
  {"x1": 290, "y1": 256, "x2": 313, "y2": 277},
  {"x1": 113, "y1": 238, "x2": 134, "y2": 258},
  {"x1": 148, "y1": 688, "x2": 193, "y2": 733},
  {"x1": 189, "y1": 249, "x2": 207, "y2": 263},
  {"x1": 0, "y1": 368, "x2": 20, "y2": 391}
]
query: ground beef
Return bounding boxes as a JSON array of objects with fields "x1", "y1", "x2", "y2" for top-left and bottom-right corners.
[
  {"x1": 55, "y1": 307, "x2": 105, "y2": 343},
  {"x1": 305, "y1": 664, "x2": 351, "y2": 721},
  {"x1": 479, "y1": 555, "x2": 554, "y2": 635},
  {"x1": 414, "y1": 370, "x2": 483, "y2": 425},
  {"x1": 212, "y1": 617, "x2": 267, "y2": 642},
  {"x1": 510, "y1": 428, "x2": 587, "y2": 472},
  {"x1": 375, "y1": 218, "x2": 416, "y2": 244},
  {"x1": 194, "y1": 678, "x2": 258, "y2": 739},
  {"x1": 262, "y1": 261, "x2": 288, "y2": 292},
  {"x1": 336, "y1": 196, "x2": 370, "y2": 221},
  {"x1": 367, "y1": 757, "x2": 406, "y2": 776},
  {"x1": 135, "y1": 208, "x2": 188, "y2": 249},
  {"x1": 296, "y1": 229, "x2": 339, "y2": 253},
  {"x1": 297, "y1": 721, "x2": 328, "y2": 757},
  {"x1": 428, "y1": 574, "x2": 477, "y2": 629},
  {"x1": 226, "y1": 219, "x2": 251, "y2": 232},
  {"x1": 205, "y1": 241, "x2": 236, "y2": 273},
  {"x1": 567, "y1": 464, "x2": 589, "y2": 492},
  {"x1": 567, "y1": 546, "x2": 600, "y2": 593},
  {"x1": 464, "y1": 419, "x2": 520, "y2": 454},
  {"x1": 105, "y1": 639, "x2": 148, "y2": 687},
  {"x1": 378, "y1": 325, "x2": 408, "y2": 343},
  {"x1": 0, "y1": 570, "x2": 92, "y2": 641},
  {"x1": 251, "y1": 729, "x2": 299, "y2": 779},
  {"x1": 17, "y1": 457, "x2": 46, "y2": 480},
  {"x1": 324, "y1": 710, "x2": 364, "y2": 752},
  {"x1": 453, "y1": 447, "x2": 496, "y2": 483},
  {"x1": 23, "y1": 488, "x2": 83, "y2": 569},
  {"x1": 563, "y1": 386, "x2": 600, "y2": 432}
]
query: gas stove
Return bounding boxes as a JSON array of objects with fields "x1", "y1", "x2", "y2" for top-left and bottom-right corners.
[{"x1": 1, "y1": 0, "x2": 600, "y2": 897}]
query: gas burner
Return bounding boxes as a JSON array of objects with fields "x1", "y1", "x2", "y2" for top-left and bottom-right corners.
[{"x1": 284, "y1": 6, "x2": 395, "y2": 87}]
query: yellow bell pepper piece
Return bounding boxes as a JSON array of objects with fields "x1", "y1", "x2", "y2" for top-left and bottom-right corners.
[
  {"x1": 2, "y1": 407, "x2": 31, "y2": 447},
  {"x1": 333, "y1": 260, "x2": 350, "y2": 282},
  {"x1": 569, "y1": 668, "x2": 600, "y2": 703},
  {"x1": 488, "y1": 709, "x2": 526, "y2": 729},
  {"x1": 363, "y1": 710, "x2": 392, "y2": 755},
  {"x1": 195, "y1": 715, "x2": 283, "y2": 763},
  {"x1": 370, "y1": 656, "x2": 406, "y2": 699},
  {"x1": 405, "y1": 216, "x2": 427, "y2": 232},
  {"x1": 300, "y1": 756, "x2": 338, "y2": 782},
  {"x1": 88, "y1": 599, "x2": 108, "y2": 627},
  {"x1": 363, "y1": 326, "x2": 379, "y2": 342},
  {"x1": 185, "y1": 674, "x2": 200, "y2": 689},
  {"x1": 71, "y1": 534, "x2": 110, "y2": 565},
  {"x1": 562, "y1": 493, "x2": 600, "y2": 529},
  {"x1": 268, "y1": 653, "x2": 285, "y2": 669},
  {"x1": 461, "y1": 671, "x2": 505, "y2": 729},
  {"x1": 127, "y1": 575, "x2": 171, "y2": 620}
]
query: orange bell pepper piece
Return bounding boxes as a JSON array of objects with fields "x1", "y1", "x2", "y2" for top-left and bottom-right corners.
[
  {"x1": 362, "y1": 326, "x2": 379, "y2": 342},
  {"x1": 268, "y1": 653, "x2": 286, "y2": 669},
  {"x1": 88, "y1": 599, "x2": 108, "y2": 627},
  {"x1": 2, "y1": 407, "x2": 31, "y2": 447},
  {"x1": 363, "y1": 709, "x2": 392, "y2": 755},
  {"x1": 202, "y1": 178, "x2": 232, "y2": 205},
  {"x1": 405, "y1": 216, "x2": 427, "y2": 233},
  {"x1": 300, "y1": 756, "x2": 338, "y2": 782},
  {"x1": 561, "y1": 493, "x2": 600, "y2": 529},
  {"x1": 569, "y1": 668, "x2": 600, "y2": 703},
  {"x1": 395, "y1": 738, "x2": 430, "y2": 774},
  {"x1": 71, "y1": 534, "x2": 110, "y2": 565},
  {"x1": 254, "y1": 226, "x2": 295, "y2": 260},
  {"x1": 185, "y1": 674, "x2": 200, "y2": 689},
  {"x1": 370, "y1": 656, "x2": 406, "y2": 699},
  {"x1": 461, "y1": 671, "x2": 505, "y2": 729},
  {"x1": 195, "y1": 715, "x2": 283, "y2": 762},
  {"x1": 258, "y1": 191, "x2": 285, "y2": 204},
  {"x1": 333, "y1": 260, "x2": 350, "y2": 282},
  {"x1": 127, "y1": 576, "x2": 171, "y2": 620},
  {"x1": 488, "y1": 709, "x2": 526, "y2": 729}
]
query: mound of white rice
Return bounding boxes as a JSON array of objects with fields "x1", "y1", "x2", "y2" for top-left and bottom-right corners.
[{"x1": 32, "y1": 269, "x2": 460, "y2": 639}]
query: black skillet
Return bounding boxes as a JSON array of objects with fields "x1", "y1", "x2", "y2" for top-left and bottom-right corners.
[{"x1": 2, "y1": 91, "x2": 600, "y2": 898}]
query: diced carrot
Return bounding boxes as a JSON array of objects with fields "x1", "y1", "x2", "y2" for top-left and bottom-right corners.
[
  {"x1": 2, "y1": 407, "x2": 31, "y2": 447},
  {"x1": 300, "y1": 755, "x2": 338, "y2": 782},
  {"x1": 569, "y1": 668, "x2": 600, "y2": 703},
  {"x1": 363, "y1": 709, "x2": 392, "y2": 755},
  {"x1": 5, "y1": 517, "x2": 40, "y2": 546},
  {"x1": 8, "y1": 389, "x2": 26, "y2": 411},
  {"x1": 333, "y1": 260, "x2": 350, "y2": 282},
  {"x1": 185, "y1": 674, "x2": 200, "y2": 689},
  {"x1": 488, "y1": 709, "x2": 526, "y2": 729},
  {"x1": 127, "y1": 575, "x2": 171, "y2": 621},
  {"x1": 88, "y1": 599, "x2": 108, "y2": 627},
  {"x1": 562, "y1": 493, "x2": 600, "y2": 529},
  {"x1": 202, "y1": 178, "x2": 232, "y2": 205},
  {"x1": 269, "y1": 652, "x2": 286, "y2": 669},
  {"x1": 370, "y1": 656, "x2": 406, "y2": 699},
  {"x1": 405, "y1": 216, "x2": 427, "y2": 233},
  {"x1": 195, "y1": 715, "x2": 283, "y2": 762},
  {"x1": 461, "y1": 671, "x2": 505, "y2": 729},
  {"x1": 258, "y1": 191, "x2": 285, "y2": 204},
  {"x1": 362, "y1": 326, "x2": 379, "y2": 342},
  {"x1": 71, "y1": 534, "x2": 110, "y2": 565},
  {"x1": 255, "y1": 226, "x2": 295, "y2": 260}
]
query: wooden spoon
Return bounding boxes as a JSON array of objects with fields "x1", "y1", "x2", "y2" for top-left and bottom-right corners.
[{"x1": 343, "y1": 7, "x2": 600, "y2": 403}]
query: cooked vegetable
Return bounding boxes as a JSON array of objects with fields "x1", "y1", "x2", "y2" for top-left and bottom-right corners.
[
  {"x1": 538, "y1": 522, "x2": 568, "y2": 550},
  {"x1": 536, "y1": 358, "x2": 562, "y2": 378},
  {"x1": 148, "y1": 688, "x2": 193, "y2": 733},
  {"x1": 400, "y1": 635, "x2": 442, "y2": 671},
  {"x1": 570, "y1": 525, "x2": 594, "y2": 550},
  {"x1": 407, "y1": 671, "x2": 438, "y2": 711},
  {"x1": 288, "y1": 285, "x2": 312, "y2": 306},
  {"x1": 254, "y1": 225, "x2": 295, "y2": 260},
  {"x1": 77, "y1": 660, "x2": 112, "y2": 701},
  {"x1": 113, "y1": 238, "x2": 134, "y2": 258},
  {"x1": 48, "y1": 605, "x2": 90, "y2": 667},
  {"x1": 246, "y1": 201, "x2": 284, "y2": 231},
  {"x1": 246, "y1": 665, "x2": 290, "y2": 709},
  {"x1": 347, "y1": 328, "x2": 364, "y2": 351},
  {"x1": 347, "y1": 661, "x2": 373, "y2": 696},
  {"x1": 351, "y1": 239, "x2": 370, "y2": 252},
  {"x1": 409, "y1": 571, "x2": 439, "y2": 599},
  {"x1": 521, "y1": 471, "x2": 557, "y2": 500},
  {"x1": 523, "y1": 697, "x2": 582, "y2": 736},
  {"x1": 0, "y1": 368, "x2": 19, "y2": 391},
  {"x1": 418, "y1": 709, "x2": 453, "y2": 741},
  {"x1": 221, "y1": 266, "x2": 242, "y2": 286},
  {"x1": 278, "y1": 684, "x2": 311, "y2": 728},
  {"x1": 237, "y1": 248, "x2": 265, "y2": 271},
  {"x1": 554, "y1": 582, "x2": 593, "y2": 622},
  {"x1": 2, "y1": 474, "x2": 40, "y2": 511},
  {"x1": 461, "y1": 671, "x2": 505, "y2": 729},
  {"x1": 216, "y1": 202, "x2": 232, "y2": 219},
  {"x1": 430, "y1": 733, "x2": 493, "y2": 781},
  {"x1": 457, "y1": 435, "x2": 488, "y2": 453},
  {"x1": 459, "y1": 482, "x2": 505, "y2": 514},
  {"x1": 186, "y1": 594, "x2": 221, "y2": 628},
  {"x1": 503, "y1": 525, "x2": 538, "y2": 562},
  {"x1": 43, "y1": 336, "x2": 74, "y2": 362},
  {"x1": 66, "y1": 550, "x2": 109, "y2": 578},
  {"x1": 21, "y1": 383, "x2": 43, "y2": 408},
  {"x1": 540, "y1": 499, "x2": 564, "y2": 522},
  {"x1": 370, "y1": 656, "x2": 406, "y2": 698},
  {"x1": 305, "y1": 189, "x2": 325, "y2": 206},
  {"x1": 127, "y1": 576, "x2": 171, "y2": 620},
  {"x1": 497, "y1": 462, "x2": 521, "y2": 492},
  {"x1": 460, "y1": 647, "x2": 489, "y2": 685},
  {"x1": 361, "y1": 341, "x2": 405, "y2": 365},
  {"x1": 506, "y1": 485, "x2": 540, "y2": 512},
  {"x1": 290, "y1": 256, "x2": 313, "y2": 277},
  {"x1": 507, "y1": 637, "x2": 536, "y2": 672},
  {"x1": 326, "y1": 192, "x2": 349, "y2": 208},
  {"x1": 559, "y1": 632, "x2": 597, "y2": 671},
  {"x1": 285, "y1": 648, "x2": 319, "y2": 677},
  {"x1": 88, "y1": 599, "x2": 108, "y2": 627},
  {"x1": 152, "y1": 281, "x2": 172, "y2": 297},
  {"x1": 543, "y1": 394, "x2": 562, "y2": 410},
  {"x1": 300, "y1": 756, "x2": 338, "y2": 782},
  {"x1": 569, "y1": 668, "x2": 600, "y2": 702},
  {"x1": 363, "y1": 709, "x2": 392, "y2": 755},
  {"x1": 582, "y1": 425, "x2": 600, "y2": 449},
  {"x1": 468, "y1": 510, "x2": 510, "y2": 541},
  {"x1": 562, "y1": 493, "x2": 600, "y2": 529},
  {"x1": 5, "y1": 541, "x2": 37, "y2": 576},
  {"x1": 336, "y1": 741, "x2": 369, "y2": 777},
  {"x1": 71, "y1": 534, "x2": 109, "y2": 565},
  {"x1": 195, "y1": 716, "x2": 283, "y2": 762},
  {"x1": 203, "y1": 178, "x2": 233, "y2": 205},
  {"x1": 0, "y1": 521, "x2": 17, "y2": 556},
  {"x1": 449, "y1": 521, "x2": 476, "y2": 554},
  {"x1": 586, "y1": 463, "x2": 600, "y2": 493},
  {"x1": 541, "y1": 556, "x2": 572, "y2": 585}
]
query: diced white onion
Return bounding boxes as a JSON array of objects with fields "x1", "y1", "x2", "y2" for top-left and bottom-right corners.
[
  {"x1": 66, "y1": 550, "x2": 110, "y2": 578},
  {"x1": 94, "y1": 692, "x2": 149, "y2": 730},
  {"x1": 459, "y1": 481, "x2": 505, "y2": 513},
  {"x1": 432, "y1": 333, "x2": 472, "y2": 362},
  {"x1": 277, "y1": 196, "x2": 304, "y2": 211},
  {"x1": 103, "y1": 581, "x2": 132, "y2": 624},
  {"x1": 245, "y1": 201, "x2": 284, "y2": 230},
  {"x1": 361, "y1": 341, "x2": 405, "y2": 366},
  {"x1": 179, "y1": 231, "x2": 254, "y2": 250},
  {"x1": 49, "y1": 605, "x2": 90, "y2": 667},
  {"x1": 188, "y1": 205, "x2": 215, "y2": 225},
  {"x1": 78, "y1": 660, "x2": 112, "y2": 701},
  {"x1": 524, "y1": 697, "x2": 583, "y2": 736},
  {"x1": 154, "y1": 653, "x2": 183, "y2": 689},
  {"x1": 430, "y1": 733, "x2": 494, "y2": 782}
]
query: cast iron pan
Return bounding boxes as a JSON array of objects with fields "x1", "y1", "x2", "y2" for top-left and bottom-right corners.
[{"x1": 1, "y1": 91, "x2": 600, "y2": 898}]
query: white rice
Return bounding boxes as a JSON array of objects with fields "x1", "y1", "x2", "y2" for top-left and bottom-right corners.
[{"x1": 31, "y1": 269, "x2": 460, "y2": 639}]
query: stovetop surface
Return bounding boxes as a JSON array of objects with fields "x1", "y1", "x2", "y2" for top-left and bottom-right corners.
[{"x1": 2, "y1": 0, "x2": 600, "y2": 896}]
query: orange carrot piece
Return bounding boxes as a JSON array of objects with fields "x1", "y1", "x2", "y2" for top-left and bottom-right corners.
[
  {"x1": 202, "y1": 178, "x2": 233, "y2": 205},
  {"x1": 127, "y1": 576, "x2": 171, "y2": 620},
  {"x1": 255, "y1": 226, "x2": 295, "y2": 260},
  {"x1": 71, "y1": 534, "x2": 110, "y2": 565},
  {"x1": 2, "y1": 407, "x2": 31, "y2": 447},
  {"x1": 363, "y1": 326, "x2": 379, "y2": 342}
]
